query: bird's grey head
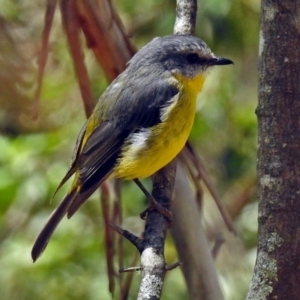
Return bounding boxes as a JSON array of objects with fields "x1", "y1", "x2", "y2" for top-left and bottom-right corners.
[{"x1": 128, "y1": 35, "x2": 233, "y2": 79}]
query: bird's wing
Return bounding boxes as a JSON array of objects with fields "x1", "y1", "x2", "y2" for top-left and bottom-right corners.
[
  {"x1": 31, "y1": 120, "x2": 127, "y2": 261},
  {"x1": 77, "y1": 78, "x2": 179, "y2": 182},
  {"x1": 110, "y1": 76, "x2": 179, "y2": 130},
  {"x1": 32, "y1": 76, "x2": 179, "y2": 261},
  {"x1": 52, "y1": 120, "x2": 88, "y2": 197},
  {"x1": 65, "y1": 120, "x2": 130, "y2": 217},
  {"x1": 66, "y1": 77, "x2": 179, "y2": 216}
]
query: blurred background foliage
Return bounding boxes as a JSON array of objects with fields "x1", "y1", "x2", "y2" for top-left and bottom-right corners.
[{"x1": 0, "y1": 0, "x2": 259, "y2": 299}]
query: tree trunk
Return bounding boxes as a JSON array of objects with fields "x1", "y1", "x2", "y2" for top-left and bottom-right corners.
[{"x1": 247, "y1": 1, "x2": 300, "y2": 299}]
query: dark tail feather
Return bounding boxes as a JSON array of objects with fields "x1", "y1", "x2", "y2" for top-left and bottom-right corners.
[
  {"x1": 31, "y1": 189, "x2": 77, "y2": 262},
  {"x1": 67, "y1": 156, "x2": 116, "y2": 218},
  {"x1": 32, "y1": 152, "x2": 117, "y2": 261},
  {"x1": 66, "y1": 171, "x2": 112, "y2": 218}
]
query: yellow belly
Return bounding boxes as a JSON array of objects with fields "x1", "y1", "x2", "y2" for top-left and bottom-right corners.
[{"x1": 114, "y1": 74, "x2": 205, "y2": 179}]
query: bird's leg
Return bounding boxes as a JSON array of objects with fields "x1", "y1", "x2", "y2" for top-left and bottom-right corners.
[{"x1": 133, "y1": 178, "x2": 173, "y2": 225}]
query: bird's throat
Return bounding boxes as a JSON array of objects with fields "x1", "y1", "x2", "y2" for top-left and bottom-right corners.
[{"x1": 174, "y1": 73, "x2": 206, "y2": 95}]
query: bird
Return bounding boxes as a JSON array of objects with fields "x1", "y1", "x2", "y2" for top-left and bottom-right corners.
[{"x1": 31, "y1": 34, "x2": 233, "y2": 261}]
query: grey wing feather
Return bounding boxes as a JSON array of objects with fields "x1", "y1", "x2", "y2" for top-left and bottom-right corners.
[{"x1": 52, "y1": 121, "x2": 88, "y2": 197}]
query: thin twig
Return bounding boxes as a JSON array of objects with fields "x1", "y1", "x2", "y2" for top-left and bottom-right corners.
[
  {"x1": 110, "y1": 223, "x2": 142, "y2": 251},
  {"x1": 32, "y1": 0, "x2": 58, "y2": 119},
  {"x1": 60, "y1": 0, "x2": 95, "y2": 117},
  {"x1": 211, "y1": 233, "x2": 225, "y2": 259},
  {"x1": 179, "y1": 150, "x2": 204, "y2": 210},
  {"x1": 165, "y1": 262, "x2": 182, "y2": 271},
  {"x1": 184, "y1": 142, "x2": 237, "y2": 234},
  {"x1": 121, "y1": 252, "x2": 140, "y2": 300},
  {"x1": 113, "y1": 179, "x2": 124, "y2": 288},
  {"x1": 120, "y1": 266, "x2": 141, "y2": 273},
  {"x1": 100, "y1": 182, "x2": 115, "y2": 294}
]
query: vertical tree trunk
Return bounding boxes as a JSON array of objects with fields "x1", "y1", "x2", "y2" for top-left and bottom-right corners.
[{"x1": 247, "y1": 1, "x2": 300, "y2": 299}]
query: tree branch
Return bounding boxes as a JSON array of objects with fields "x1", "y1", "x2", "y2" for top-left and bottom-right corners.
[
  {"x1": 137, "y1": 0, "x2": 199, "y2": 299},
  {"x1": 174, "y1": 0, "x2": 197, "y2": 35},
  {"x1": 137, "y1": 162, "x2": 176, "y2": 299}
]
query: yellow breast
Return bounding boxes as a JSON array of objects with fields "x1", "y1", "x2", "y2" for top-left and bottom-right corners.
[{"x1": 114, "y1": 73, "x2": 206, "y2": 179}]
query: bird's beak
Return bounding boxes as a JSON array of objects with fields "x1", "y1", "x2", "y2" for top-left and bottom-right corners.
[{"x1": 212, "y1": 57, "x2": 234, "y2": 66}]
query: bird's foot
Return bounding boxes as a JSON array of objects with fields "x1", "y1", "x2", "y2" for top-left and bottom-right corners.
[
  {"x1": 134, "y1": 178, "x2": 173, "y2": 227},
  {"x1": 140, "y1": 198, "x2": 173, "y2": 227}
]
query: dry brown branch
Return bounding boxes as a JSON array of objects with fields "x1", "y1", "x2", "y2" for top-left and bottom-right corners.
[
  {"x1": 113, "y1": 179, "x2": 124, "y2": 289},
  {"x1": 60, "y1": 0, "x2": 95, "y2": 117},
  {"x1": 75, "y1": 0, "x2": 135, "y2": 81},
  {"x1": 183, "y1": 143, "x2": 236, "y2": 234},
  {"x1": 120, "y1": 252, "x2": 140, "y2": 300},
  {"x1": 32, "y1": 0, "x2": 58, "y2": 119},
  {"x1": 100, "y1": 183, "x2": 115, "y2": 294}
]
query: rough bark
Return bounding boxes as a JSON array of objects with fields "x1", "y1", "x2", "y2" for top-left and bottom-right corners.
[{"x1": 247, "y1": 1, "x2": 300, "y2": 299}]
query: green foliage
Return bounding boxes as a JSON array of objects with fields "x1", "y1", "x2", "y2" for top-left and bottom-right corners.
[{"x1": 0, "y1": 0, "x2": 260, "y2": 299}]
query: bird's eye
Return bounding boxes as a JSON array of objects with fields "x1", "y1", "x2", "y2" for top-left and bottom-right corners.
[{"x1": 186, "y1": 53, "x2": 199, "y2": 64}]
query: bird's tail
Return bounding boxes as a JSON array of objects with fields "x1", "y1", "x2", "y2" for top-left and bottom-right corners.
[
  {"x1": 31, "y1": 188, "x2": 78, "y2": 262},
  {"x1": 31, "y1": 136, "x2": 121, "y2": 262},
  {"x1": 31, "y1": 169, "x2": 112, "y2": 262}
]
